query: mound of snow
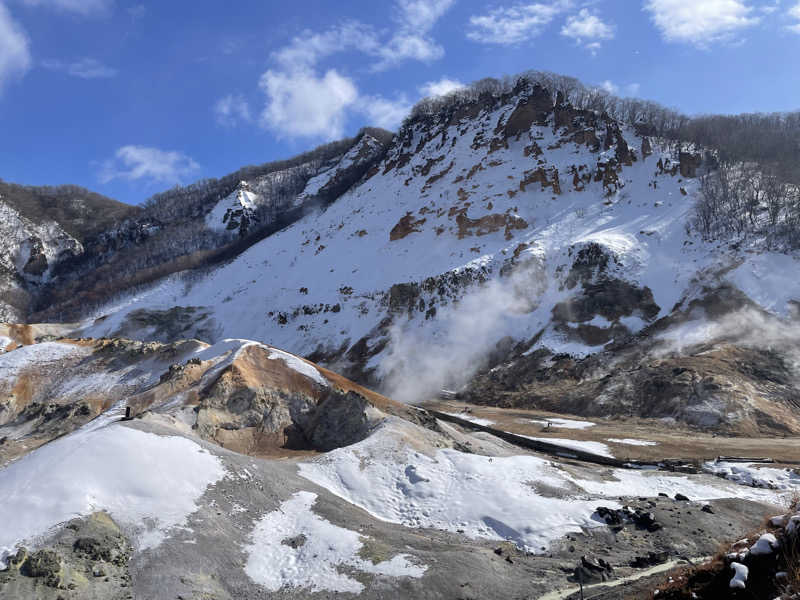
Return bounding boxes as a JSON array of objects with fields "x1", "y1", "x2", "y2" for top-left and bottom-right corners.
[{"x1": 0, "y1": 423, "x2": 226, "y2": 566}]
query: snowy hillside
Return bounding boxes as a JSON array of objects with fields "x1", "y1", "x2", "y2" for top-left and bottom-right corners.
[{"x1": 77, "y1": 81, "x2": 800, "y2": 425}]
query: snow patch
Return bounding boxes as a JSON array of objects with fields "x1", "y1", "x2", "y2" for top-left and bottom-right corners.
[
  {"x1": 267, "y1": 348, "x2": 328, "y2": 387},
  {"x1": 441, "y1": 412, "x2": 495, "y2": 426},
  {"x1": 525, "y1": 417, "x2": 596, "y2": 430},
  {"x1": 244, "y1": 491, "x2": 425, "y2": 593},
  {"x1": 520, "y1": 435, "x2": 614, "y2": 458},
  {"x1": 749, "y1": 532, "x2": 779, "y2": 556},
  {"x1": 607, "y1": 438, "x2": 658, "y2": 447},
  {"x1": 729, "y1": 562, "x2": 748, "y2": 589}
]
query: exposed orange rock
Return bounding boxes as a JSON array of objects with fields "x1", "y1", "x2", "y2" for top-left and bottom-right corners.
[
  {"x1": 389, "y1": 213, "x2": 426, "y2": 241},
  {"x1": 454, "y1": 209, "x2": 529, "y2": 240}
]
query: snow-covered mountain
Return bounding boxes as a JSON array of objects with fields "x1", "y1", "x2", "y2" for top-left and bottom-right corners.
[
  {"x1": 57, "y1": 80, "x2": 800, "y2": 434},
  {"x1": 2, "y1": 72, "x2": 800, "y2": 598}
]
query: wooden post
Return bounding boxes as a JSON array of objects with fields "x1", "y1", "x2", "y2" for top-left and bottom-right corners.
[{"x1": 578, "y1": 565, "x2": 584, "y2": 600}]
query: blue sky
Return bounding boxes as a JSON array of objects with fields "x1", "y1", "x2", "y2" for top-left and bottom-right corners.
[{"x1": 1, "y1": 0, "x2": 799, "y2": 205}]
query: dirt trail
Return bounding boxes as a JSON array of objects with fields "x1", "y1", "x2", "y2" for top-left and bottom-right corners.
[{"x1": 537, "y1": 556, "x2": 710, "y2": 600}]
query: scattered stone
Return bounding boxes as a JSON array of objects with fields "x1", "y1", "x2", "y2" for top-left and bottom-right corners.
[
  {"x1": 575, "y1": 554, "x2": 613, "y2": 583},
  {"x1": 631, "y1": 551, "x2": 669, "y2": 568},
  {"x1": 281, "y1": 534, "x2": 307, "y2": 549},
  {"x1": 702, "y1": 505, "x2": 714, "y2": 514},
  {"x1": 675, "y1": 493, "x2": 690, "y2": 502}
]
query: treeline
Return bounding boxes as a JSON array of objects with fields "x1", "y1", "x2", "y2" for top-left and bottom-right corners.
[
  {"x1": 0, "y1": 180, "x2": 138, "y2": 241},
  {"x1": 674, "y1": 112, "x2": 800, "y2": 184},
  {"x1": 406, "y1": 70, "x2": 690, "y2": 138},
  {"x1": 693, "y1": 163, "x2": 800, "y2": 249}
]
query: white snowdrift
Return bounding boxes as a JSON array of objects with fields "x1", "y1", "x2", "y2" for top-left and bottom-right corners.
[
  {"x1": 244, "y1": 491, "x2": 425, "y2": 593},
  {"x1": 0, "y1": 423, "x2": 226, "y2": 567}
]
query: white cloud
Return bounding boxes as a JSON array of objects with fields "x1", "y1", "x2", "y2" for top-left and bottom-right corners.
[
  {"x1": 560, "y1": 8, "x2": 615, "y2": 52},
  {"x1": 643, "y1": 0, "x2": 761, "y2": 46},
  {"x1": 41, "y1": 57, "x2": 116, "y2": 78},
  {"x1": 625, "y1": 82, "x2": 642, "y2": 96},
  {"x1": 214, "y1": 93, "x2": 252, "y2": 127},
  {"x1": 599, "y1": 79, "x2": 618, "y2": 94},
  {"x1": 419, "y1": 77, "x2": 464, "y2": 97},
  {"x1": 356, "y1": 94, "x2": 413, "y2": 130},
  {"x1": 22, "y1": 0, "x2": 113, "y2": 16},
  {"x1": 0, "y1": 2, "x2": 31, "y2": 94},
  {"x1": 788, "y1": 2, "x2": 800, "y2": 32},
  {"x1": 259, "y1": 68, "x2": 359, "y2": 140},
  {"x1": 98, "y1": 145, "x2": 200, "y2": 185},
  {"x1": 467, "y1": 1, "x2": 573, "y2": 45},
  {"x1": 760, "y1": 1, "x2": 780, "y2": 14},
  {"x1": 598, "y1": 80, "x2": 641, "y2": 96},
  {"x1": 375, "y1": 0, "x2": 455, "y2": 69},
  {"x1": 273, "y1": 21, "x2": 379, "y2": 71},
  {"x1": 256, "y1": 1, "x2": 453, "y2": 139}
]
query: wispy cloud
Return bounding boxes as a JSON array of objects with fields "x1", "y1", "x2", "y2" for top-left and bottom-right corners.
[
  {"x1": 98, "y1": 145, "x2": 200, "y2": 185},
  {"x1": 643, "y1": 0, "x2": 761, "y2": 47},
  {"x1": 22, "y1": 0, "x2": 114, "y2": 17},
  {"x1": 788, "y1": 1, "x2": 800, "y2": 33},
  {"x1": 560, "y1": 8, "x2": 615, "y2": 53},
  {"x1": 599, "y1": 80, "x2": 641, "y2": 96},
  {"x1": 419, "y1": 77, "x2": 464, "y2": 97},
  {"x1": 214, "y1": 93, "x2": 252, "y2": 127},
  {"x1": 0, "y1": 2, "x2": 31, "y2": 94},
  {"x1": 374, "y1": 0, "x2": 455, "y2": 69},
  {"x1": 467, "y1": 1, "x2": 573, "y2": 45},
  {"x1": 41, "y1": 57, "x2": 117, "y2": 79}
]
